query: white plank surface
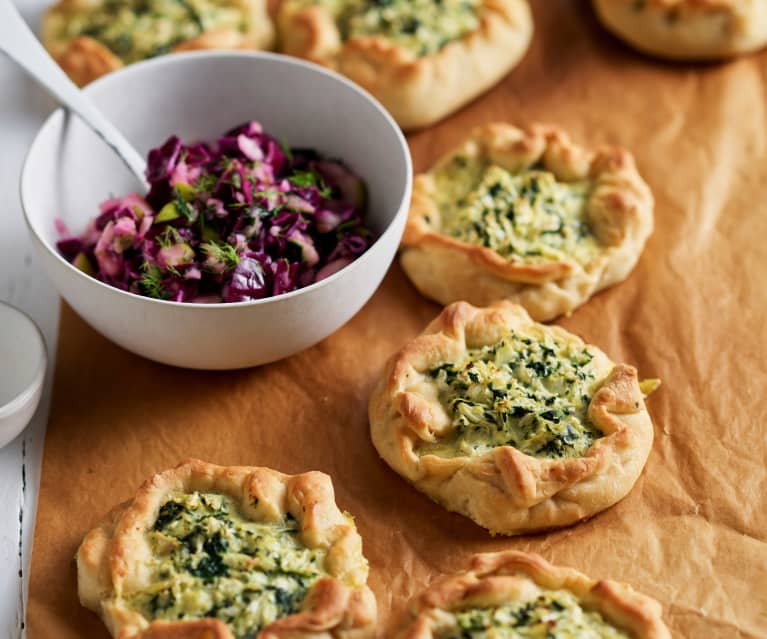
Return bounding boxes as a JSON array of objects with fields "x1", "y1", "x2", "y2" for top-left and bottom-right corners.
[{"x1": 1, "y1": 1, "x2": 62, "y2": 635}]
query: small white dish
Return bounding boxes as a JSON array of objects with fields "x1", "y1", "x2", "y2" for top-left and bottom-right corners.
[
  {"x1": 0, "y1": 302, "x2": 46, "y2": 448},
  {"x1": 21, "y1": 51, "x2": 413, "y2": 369}
]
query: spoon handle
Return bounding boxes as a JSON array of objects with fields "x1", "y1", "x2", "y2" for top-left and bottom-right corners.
[{"x1": 0, "y1": 0, "x2": 149, "y2": 190}]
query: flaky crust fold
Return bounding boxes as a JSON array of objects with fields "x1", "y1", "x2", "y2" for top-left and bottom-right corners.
[
  {"x1": 400, "y1": 123, "x2": 654, "y2": 321},
  {"x1": 368, "y1": 301, "x2": 656, "y2": 536},
  {"x1": 275, "y1": 0, "x2": 533, "y2": 130},
  {"x1": 396, "y1": 551, "x2": 671, "y2": 638},
  {"x1": 592, "y1": 0, "x2": 767, "y2": 61},
  {"x1": 42, "y1": 0, "x2": 275, "y2": 86},
  {"x1": 76, "y1": 459, "x2": 376, "y2": 639}
]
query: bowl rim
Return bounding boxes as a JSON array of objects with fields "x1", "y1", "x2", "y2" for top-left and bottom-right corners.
[
  {"x1": 20, "y1": 50, "x2": 413, "y2": 310},
  {"x1": 0, "y1": 301, "x2": 47, "y2": 421}
]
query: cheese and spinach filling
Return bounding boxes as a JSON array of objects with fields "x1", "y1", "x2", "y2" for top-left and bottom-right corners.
[
  {"x1": 434, "y1": 156, "x2": 600, "y2": 265},
  {"x1": 57, "y1": 0, "x2": 248, "y2": 63},
  {"x1": 128, "y1": 492, "x2": 326, "y2": 638},
  {"x1": 437, "y1": 590, "x2": 630, "y2": 639},
  {"x1": 419, "y1": 332, "x2": 603, "y2": 459},
  {"x1": 294, "y1": 0, "x2": 481, "y2": 57}
]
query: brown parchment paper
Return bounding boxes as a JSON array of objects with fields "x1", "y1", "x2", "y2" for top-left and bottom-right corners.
[{"x1": 27, "y1": 2, "x2": 767, "y2": 637}]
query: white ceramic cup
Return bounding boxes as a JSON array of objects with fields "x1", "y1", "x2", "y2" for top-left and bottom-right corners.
[
  {"x1": 21, "y1": 52, "x2": 412, "y2": 369},
  {"x1": 0, "y1": 302, "x2": 46, "y2": 448}
]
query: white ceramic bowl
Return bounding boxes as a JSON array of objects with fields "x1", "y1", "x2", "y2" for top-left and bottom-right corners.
[
  {"x1": 21, "y1": 52, "x2": 412, "y2": 369},
  {"x1": 0, "y1": 302, "x2": 46, "y2": 448}
]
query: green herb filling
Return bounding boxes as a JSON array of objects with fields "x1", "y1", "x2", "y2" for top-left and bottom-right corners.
[
  {"x1": 420, "y1": 332, "x2": 603, "y2": 459},
  {"x1": 59, "y1": 0, "x2": 248, "y2": 63},
  {"x1": 435, "y1": 157, "x2": 600, "y2": 265},
  {"x1": 128, "y1": 492, "x2": 326, "y2": 638},
  {"x1": 294, "y1": 0, "x2": 481, "y2": 57},
  {"x1": 437, "y1": 590, "x2": 631, "y2": 638}
]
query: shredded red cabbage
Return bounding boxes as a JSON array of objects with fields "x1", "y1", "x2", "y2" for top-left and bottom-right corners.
[{"x1": 57, "y1": 121, "x2": 372, "y2": 303}]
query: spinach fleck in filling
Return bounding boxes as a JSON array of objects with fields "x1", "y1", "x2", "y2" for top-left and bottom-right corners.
[
  {"x1": 129, "y1": 492, "x2": 326, "y2": 638},
  {"x1": 296, "y1": 0, "x2": 481, "y2": 57},
  {"x1": 420, "y1": 332, "x2": 602, "y2": 459},
  {"x1": 436, "y1": 157, "x2": 600, "y2": 265},
  {"x1": 59, "y1": 0, "x2": 247, "y2": 63},
  {"x1": 437, "y1": 590, "x2": 630, "y2": 638}
]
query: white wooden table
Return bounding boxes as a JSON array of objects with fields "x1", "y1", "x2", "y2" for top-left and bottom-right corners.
[{"x1": 1, "y1": 2, "x2": 61, "y2": 635}]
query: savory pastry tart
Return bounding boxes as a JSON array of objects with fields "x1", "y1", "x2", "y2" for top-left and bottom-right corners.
[
  {"x1": 592, "y1": 0, "x2": 767, "y2": 61},
  {"x1": 42, "y1": 0, "x2": 274, "y2": 86},
  {"x1": 76, "y1": 459, "x2": 376, "y2": 638},
  {"x1": 275, "y1": 0, "x2": 533, "y2": 130},
  {"x1": 397, "y1": 551, "x2": 671, "y2": 638},
  {"x1": 369, "y1": 301, "x2": 658, "y2": 536},
  {"x1": 400, "y1": 123, "x2": 654, "y2": 321}
]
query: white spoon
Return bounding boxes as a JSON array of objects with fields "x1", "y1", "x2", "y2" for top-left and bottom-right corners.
[{"x1": 0, "y1": 0, "x2": 149, "y2": 190}]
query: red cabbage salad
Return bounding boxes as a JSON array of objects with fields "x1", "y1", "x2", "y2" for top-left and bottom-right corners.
[{"x1": 56, "y1": 121, "x2": 373, "y2": 303}]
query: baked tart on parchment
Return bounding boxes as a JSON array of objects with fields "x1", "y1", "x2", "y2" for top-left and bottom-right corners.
[
  {"x1": 76, "y1": 459, "x2": 376, "y2": 638},
  {"x1": 42, "y1": 0, "x2": 274, "y2": 86},
  {"x1": 275, "y1": 0, "x2": 533, "y2": 130},
  {"x1": 400, "y1": 123, "x2": 654, "y2": 321},
  {"x1": 369, "y1": 301, "x2": 659, "y2": 536},
  {"x1": 396, "y1": 551, "x2": 671, "y2": 638},
  {"x1": 592, "y1": 0, "x2": 767, "y2": 61}
]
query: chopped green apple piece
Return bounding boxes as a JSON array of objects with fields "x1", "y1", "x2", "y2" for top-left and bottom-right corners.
[
  {"x1": 72, "y1": 252, "x2": 96, "y2": 276},
  {"x1": 155, "y1": 202, "x2": 180, "y2": 223}
]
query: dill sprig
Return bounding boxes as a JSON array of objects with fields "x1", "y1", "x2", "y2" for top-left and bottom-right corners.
[
  {"x1": 288, "y1": 169, "x2": 333, "y2": 199},
  {"x1": 173, "y1": 187, "x2": 195, "y2": 222},
  {"x1": 201, "y1": 242, "x2": 240, "y2": 272},
  {"x1": 140, "y1": 262, "x2": 166, "y2": 299}
]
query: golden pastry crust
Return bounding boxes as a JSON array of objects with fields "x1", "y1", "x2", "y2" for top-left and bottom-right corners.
[
  {"x1": 42, "y1": 0, "x2": 275, "y2": 86},
  {"x1": 76, "y1": 459, "x2": 376, "y2": 639},
  {"x1": 275, "y1": 0, "x2": 533, "y2": 130},
  {"x1": 592, "y1": 0, "x2": 767, "y2": 60},
  {"x1": 400, "y1": 123, "x2": 654, "y2": 321},
  {"x1": 397, "y1": 551, "x2": 671, "y2": 638},
  {"x1": 368, "y1": 301, "x2": 656, "y2": 536}
]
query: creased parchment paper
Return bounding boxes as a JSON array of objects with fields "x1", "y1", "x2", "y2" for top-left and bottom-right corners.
[{"x1": 27, "y1": 2, "x2": 767, "y2": 637}]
